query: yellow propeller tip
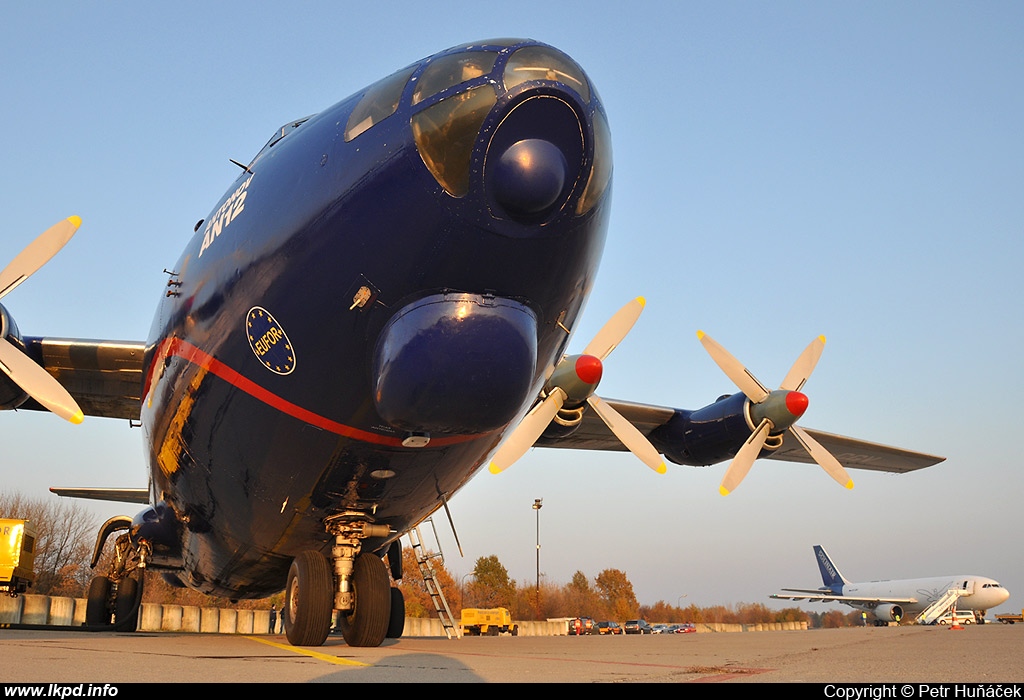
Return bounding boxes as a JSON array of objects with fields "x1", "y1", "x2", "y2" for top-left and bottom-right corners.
[
  {"x1": 67, "y1": 215, "x2": 82, "y2": 228},
  {"x1": 488, "y1": 463, "x2": 502, "y2": 475},
  {"x1": 70, "y1": 411, "x2": 85, "y2": 425},
  {"x1": 844, "y1": 479, "x2": 854, "y2": 490},
  {"x1": 719, "y1": 485, "x2": 731, "y2": 496},
  {"x1": 656, "y1": 463, "x2": 667, "y2": 475},
  {"x1": 696, "y1": 330, "x2": 705, "y2": 340},
  {"x1": 819, "y1": 334, "x2": 827, "y2": 344},
  {"x1": 635, "y1": 296, "x2": 646, "y2": 307}
]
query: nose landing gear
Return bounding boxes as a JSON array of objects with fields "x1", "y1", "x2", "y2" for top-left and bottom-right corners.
[{"x1": 284, "y1": 512, "x2": 398, "y2": 648}]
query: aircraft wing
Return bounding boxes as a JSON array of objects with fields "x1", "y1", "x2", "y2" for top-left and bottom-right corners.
[
  {"x1": 765, "y1": 428, "x2": 944, "y2": 474},
  {"x1": 534, "y1": 397, "x2": 944, "y2": 473},
  {"x1": 771, "y1": 589, "x2": 918, "y2": 604},
  {"x1": 48, "y1": 487, "x2": 149, "y2": 504},
  {"x1": 18, "y1": 337, "x2": 146, "y2": 421}
]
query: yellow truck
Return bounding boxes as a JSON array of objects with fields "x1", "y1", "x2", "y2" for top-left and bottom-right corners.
[
  {"x1": 1, "y1": 519, "x2": 37, "y2": 596},
  {"x1": 995, "y1": 609, "x2": 1023, "y2": 624},
  {"x1": 460, "y1": 607, "x2": 519, "y2": 636}
]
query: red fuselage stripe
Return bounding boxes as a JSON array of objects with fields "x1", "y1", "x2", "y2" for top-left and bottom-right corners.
[{"x1": 151, "y1": 337, "x2": 483, "y2": 448}]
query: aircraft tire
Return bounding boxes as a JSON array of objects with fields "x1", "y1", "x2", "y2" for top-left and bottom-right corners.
[
  {"x1": 387, "y1": 587, "x2": 405, "y2": 638},
  {"x1": 114, "y1": 573, "x2": 143, "y2": 631},
  {"x1": 285, "y1": 550, "x2": 334, "y2": 647},
  {"x1": 337, "y1": 553, "x2": 391, "y2": 647},
  {"x1": 86, "y1": 575, "x2": 112, "y2": 626}
]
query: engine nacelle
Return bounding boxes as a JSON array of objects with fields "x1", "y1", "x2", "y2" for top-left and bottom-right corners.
[
  {"x1": 651, "y1": 393, "x2": 753, "y2": 466},
  {"x1": 873, "y1": 603, "x2": 904, "y2": 622},
  {"x1": 0, "y1": 304, "x2": 28, "y2": 410}
]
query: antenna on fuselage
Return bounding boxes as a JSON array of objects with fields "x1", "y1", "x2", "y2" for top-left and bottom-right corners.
[{"x1": 229, "y1": 158, "x2": 254, "y2": 174}]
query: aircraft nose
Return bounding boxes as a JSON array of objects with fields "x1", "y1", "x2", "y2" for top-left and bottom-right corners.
[{"x1": 492, "y1": 138, "x2": 568, "y2": 219}]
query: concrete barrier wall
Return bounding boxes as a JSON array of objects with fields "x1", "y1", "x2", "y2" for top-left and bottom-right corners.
[
  {"x1": 0, "y1": 595, "x2": 23, "y2": 624},
  {"x1": 2, "y1": 594, "x2": 806, "y2": 634}
]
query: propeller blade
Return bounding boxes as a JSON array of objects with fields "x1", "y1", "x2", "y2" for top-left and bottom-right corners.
[
  {"x1": 489, "y1": 389, "x2": 566, "y2": 474},
  {"x1": 696, "y1": 331, "x2": 770, "y2": 403},
  {"x1": 0, "y1": 216, "x2": 81, "y2": 300},
  {"x1": 788, "y1": 425, "x2": 854, "y2": 489},
  {"x1": 780, "y1": 335, "x2": 826, "y2": 392},
  {"x1": 582, "y1": 297, "x2": 645, "y2": 360},
  {"x1": 719, "y1": 418, "x2": 771, "y2": 496},
  {"x1": 587, "y1": 395, "x2": 666, "y2": 474},
  {"x1": 0, "y1": 337, "x2": 83, "y2": 424}
]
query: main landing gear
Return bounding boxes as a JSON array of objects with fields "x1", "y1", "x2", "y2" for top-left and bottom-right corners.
[
  {"x1": 284, "y1": 513, "x2": 403, "y2": 648},
  {"x1": 85, "y1": 516, "x2": 148, "y2": 631}
]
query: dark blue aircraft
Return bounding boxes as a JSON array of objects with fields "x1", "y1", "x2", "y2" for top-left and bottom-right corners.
[{"x1": 0, "y1": 39, "x2": 943, "y2": 647}]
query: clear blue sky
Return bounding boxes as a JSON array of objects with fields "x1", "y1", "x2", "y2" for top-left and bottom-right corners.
[{"x1": 2, "y1": 2, "x2": 1022, "y2": 614}]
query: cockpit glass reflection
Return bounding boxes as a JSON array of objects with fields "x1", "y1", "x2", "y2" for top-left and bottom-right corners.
[
  {"x1": 345, "y1": 66, "x2": 416, "y2": 141},
  {"x1": 411, "y1": 85, "x2": 497, "y2": 197},
  {"x1": 503, "y1": 46, "x2": 590, "y2": 103},
  {"x1": 412, "y1": 52, "x2": 498, "y2": 106}
]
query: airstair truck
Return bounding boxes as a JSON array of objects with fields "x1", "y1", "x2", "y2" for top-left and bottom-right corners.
[{"x1": 1, "y1": 519, "x2": 37, "y2": 596}]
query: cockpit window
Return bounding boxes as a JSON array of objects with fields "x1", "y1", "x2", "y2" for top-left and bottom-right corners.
[
  {"x1": 411, "y1": 85, "x2": 497, "y2": 197},
  {"x1": 345, "y1": 66, "x2": 416, "y2": 142},
  {"x1": 503, "y1": 46, "x2": 590, "y2": 103},
  {"x1": 412, "y1": 51, "x2": 499, "y2": 106},
  {"x1": 251, "y1": 116, "x2": 313, "y2": 164}
]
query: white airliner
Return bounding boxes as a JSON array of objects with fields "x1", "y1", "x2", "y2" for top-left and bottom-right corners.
[{"x1": 772, "y1": 545, "x2": 1010, "y2": 625}]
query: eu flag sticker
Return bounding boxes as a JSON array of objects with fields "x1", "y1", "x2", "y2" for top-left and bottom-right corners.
[{"x1": 246, "y1": 306, "x2": 296, "y2": 375}]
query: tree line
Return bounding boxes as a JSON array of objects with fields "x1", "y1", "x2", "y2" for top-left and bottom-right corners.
[{"x1": 397, "y1": 548, "x2": 866, "y2": 627}]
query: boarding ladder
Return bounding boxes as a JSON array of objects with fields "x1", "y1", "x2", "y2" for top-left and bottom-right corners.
[
  {"x1": 408, "y1": 521, "x2": 461, "y2": 639},
  {"x1": 916, "y1": 588, "x2": 965, "y2": 625}
]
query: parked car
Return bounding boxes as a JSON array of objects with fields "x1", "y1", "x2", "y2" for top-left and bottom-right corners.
[
  {"x1": 673, "y1": 623, "x2": 697, "y2": 634},
  {"x1": 598, "y1": 621, "x2": 623, "y2": 635},
  {"x1": 935, "y1": 610, "x2": 976, "y2": 625},
  {"x1": 569, "y1": 617, "x2": 600, "y2": 635},
  {"x1": 624, "y1": 619, "x2": 653, "y2": 634}
]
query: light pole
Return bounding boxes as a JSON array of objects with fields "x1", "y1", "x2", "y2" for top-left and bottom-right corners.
[
  {"x1": 460, "y1": 573, "x2": 475, "y2": 609},
  {"x1": 533, "y1": 498, "x2": 543, "y2": 615}
]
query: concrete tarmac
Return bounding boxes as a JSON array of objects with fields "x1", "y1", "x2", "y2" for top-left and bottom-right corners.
[{"x1": 1, "y1": 625, "x2": 1022, "y2": 684}]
